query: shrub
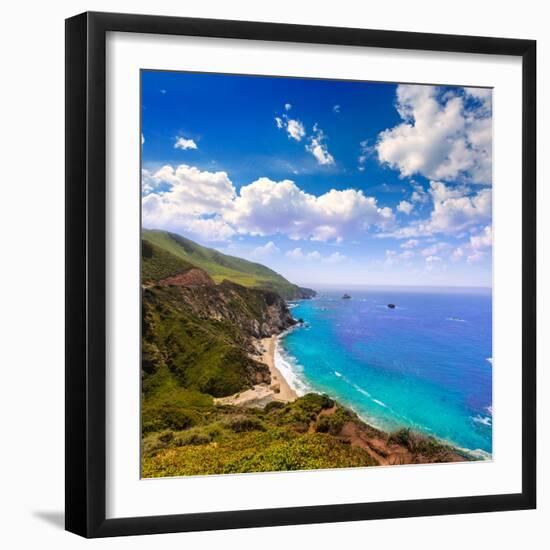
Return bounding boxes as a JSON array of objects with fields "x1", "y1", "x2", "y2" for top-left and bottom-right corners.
[
  {"x1": 292, "y1": 422, "x2": 309, "y2": 434},
  {"x1": 206, "y1": 425, "x2": 222, "y2": 438},
  {"x1": 388, "y1": 428, "x2": 445, "y2": 456},
  {"x1": 264, "y1": 401, "x2": 285, "y2": 413},
  {"x1": 281, "y1": 393, "x2": 335, "y2": 425},
  {"x1": 142, "y1": 405, "x2": 199, "y2": 434},
  {"x1": 316, "y1": 414, "x2": 345, "y2": 435},
  {"x1": 227, "y1": 416, "x2": 266, "y2": 433},
  {"x1": 141, "y1": 341, "x2": 163, "y2": 375},
  {"x1": 177, "y1": 432, "x2": 212, "y2": 446},
  {"x1": 158, "y1": 431, "x2": 174, "y2": 443},
  {"x1": 388, "y1": 428, "x2": 413, "y2": 447}
]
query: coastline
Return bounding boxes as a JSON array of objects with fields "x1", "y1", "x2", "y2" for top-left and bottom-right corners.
[
  {"x1": 261, "y1": 335, "x2": 298, "y2": 401},
  {"x1": 214, "y1": 334, "x2": 297, "y2": 407},
  {"x1": 216, "y1": 324, "x2": 487, "y2": 462},
  {"x1": 173, "y1": 327, "x2": 478, "y2": 467}
]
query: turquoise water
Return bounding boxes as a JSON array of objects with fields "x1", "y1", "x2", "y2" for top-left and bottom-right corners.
[{"x1": 278, "y1": 287, "x2": 493, "y2": 455}]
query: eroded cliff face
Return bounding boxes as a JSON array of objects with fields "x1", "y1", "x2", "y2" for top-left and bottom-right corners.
[
  {"x1": 141, "y1": 269, "x2": 296, "y2": 397},
  {"x1": 154, "y1": 276, "x2": 296, "y2": 338}
]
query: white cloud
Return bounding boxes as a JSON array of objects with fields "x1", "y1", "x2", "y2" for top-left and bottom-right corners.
[
  {"x1": 450, "y1": 225, "x2": 492, "y2": 265},
  {"x1": 275, "y1": 112, "x2": 306, "y2": 142},
  {"x1": 410, "y1": 182, "x2": 429, "y2": 204},
  {"x1": 376, "y1": 85, "x2": 492, "y2": 184},
  {"x1": 400, "y1": 250, "x2": 414, "y2": 260},
  {"x1": 470, "y1": 225, "x2": 492, "y2": 249},
  {"x1": 284, "y1": 103, "x2": 292, "y2": 111},
  {"x1": 465, "y1": 87, "x2": 492, "y2": 113},
  {"x1": 397, "y1": 200, "x2": 414, "y2": 215},
  {"x1": 384, "y1": 249, "x2": 398, "y2": 265},
  {"x1": 250, "y1": 241, "x2": 280, "y2": 259},
  {"x1": 384, "y1": 248, "x2": 416, "y2": 266},
  {"x1": 467, "y1": 250, "x2": 485, "y2": 264},
  {"x1": 286, "y1": 248, "x2": 320, "y2": 261},
  {"x1": 143, "y1": 167, "x2": 394, "y2": 243},
  {"x1": 275, "y1": 110, "x2": 334, "y2": 164},
  {"x1": 286, "y1": 248, "x2": 305, "y2": 260},
  {"x1": 427, "y1": 182, "x2": 491, "y2": 233},
  {"x1": 141, "y1": 134, "x2": 145, "y2": 145},
  {"x1": 401, "y1": 239, "x2": 419, "y2": 249},
  {"x1": 385, "y1": 181, "x2": 491, "y2": 238},
  {"x1": 411, "y1": 190, "x2": 425, "y2": 203},
  {"x1": 308, "y1": 251, "x2": 322, "y2": 261},
  {"x1": 174, "y1": 136, "x2": 198, "y2": 150},
  {"x1": 324, "y1": 251, "x2": 347, "y2": 264},
  {"x1": 357, "y1": 140, "x2": 371, "y2": 171},
  {"x1": 425, "y1": 255, "x2": 443, "y2": 271},
  {"x1": 451, "y1": 247, "x2": 465, "y2": 262},
  {"x1": 306, "y1": 124, "x2": 335, "y2": 166},
  {"x1": 286, "y1": 118, "x2": 306, "y2": 141},
  {"x1": 226, "y1": 177, "x2": 394, "y2": 241},
  {"x1": 333, "y1": 104, "x2": 341, "y2": 113},
  {"x1": 421, "y1": 241, "x2": 450, "y2": 257},
  {"x1": 141, "y1": 164, "x2": 236, "y2": 241}
]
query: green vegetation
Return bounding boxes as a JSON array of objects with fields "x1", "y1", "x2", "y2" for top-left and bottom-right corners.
[
  {"x1": 140, "y1": 228, "x2": 471, "y2": 477},
  {"x1": 141, "y1": 238, "x2": 194, "y2": 283},
  {"x1": 143, "y1": 286, "x2": 270, "y2": 399},
  {"x1": 142, "y1": 395, "x2": 378, "y2": 477},
  {"x1": 142, "y1": 229, "x2": 314, "y2": 299},
  {"x1": 316, "y1": 407, "x2": 356, "y2": 435},
  {"x1": 140, "y1": 229, "x2": 379, "y2": 477},
  {"x1": 387, "y1": 427, "x2": 470, "y2": 460}
]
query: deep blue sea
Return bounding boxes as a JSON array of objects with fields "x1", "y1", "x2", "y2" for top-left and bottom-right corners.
[{"x1": 277, "y1": 287, "x2": 493, "y2": 455}]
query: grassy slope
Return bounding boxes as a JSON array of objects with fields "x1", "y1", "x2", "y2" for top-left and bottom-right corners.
[
  {"x1": 142, "y1": 229, "x2": 308, "y2": 299},
  {"x1": 141, "y1": 392, "x2": 468, "y2": 477},
  {"x1": 142, "y1": 286, "x2": 270, "y2": 401},
  {"x1": 142, "y1": 394, "x2": 378, "y2": 477},
  {"x1": 141, "y1": 239, "x2": 195, "y2": 282}
]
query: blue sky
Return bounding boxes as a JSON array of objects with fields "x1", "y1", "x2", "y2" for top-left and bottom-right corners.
[{"x1": 141, "y1": 70, "x2": 493, "y2": 287}]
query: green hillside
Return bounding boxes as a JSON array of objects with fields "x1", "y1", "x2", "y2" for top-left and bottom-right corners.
[
  {"x1": 141, "y1": 239, "x2": 194, "y2": 282},
  {"x1": 140, "y1": 234, "x2": 472, "y2": 477},
  {"x1": 142, "y1": 229, "x2": 315, "y2": 299}
]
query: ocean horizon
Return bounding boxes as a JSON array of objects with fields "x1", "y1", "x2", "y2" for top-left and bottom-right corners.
[{"x1": 276, "y1": 286, "x2": 493, "y2": 456}]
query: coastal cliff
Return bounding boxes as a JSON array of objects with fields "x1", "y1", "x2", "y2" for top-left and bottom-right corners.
[
  {"x1": 141, "y1": 231, "x2": 475, "y2": 477},
  {"x1": 142, "y1": 279, "x2": 296, "y2": 399},
  {"x1": 153, "y1": 279, "x2": 296, "y2": 339}
]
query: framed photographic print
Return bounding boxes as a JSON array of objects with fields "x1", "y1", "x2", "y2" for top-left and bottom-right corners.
[{"x1": 65, "y1": 11, "x2": 536, "y2": 538}]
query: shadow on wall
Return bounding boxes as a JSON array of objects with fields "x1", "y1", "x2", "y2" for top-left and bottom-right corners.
[{"x1": 32, "y1": 510, "x2": 64, "y2": 530}]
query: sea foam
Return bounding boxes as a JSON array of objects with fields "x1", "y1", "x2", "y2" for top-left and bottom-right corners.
[
  {"x1": 274, "y1": 336, "x2": 310, "y2": 396},
  {"x1": 472, "y1": 414, "x2": 492, "y2": 426}
]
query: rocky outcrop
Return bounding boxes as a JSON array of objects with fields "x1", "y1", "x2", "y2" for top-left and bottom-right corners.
[
  {"x1": 297, "y1": 286, "x2": 317, "y2": 299},
  {"x1": 153, "y1": 279, "x2": 296, "y2": 339},
  {"x1": 142, "y1": 284, "x2": 276, "y2": 397}
]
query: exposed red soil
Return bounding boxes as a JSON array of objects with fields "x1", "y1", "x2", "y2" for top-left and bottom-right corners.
[
  {"x1": 308, "y1": 406, "x2": 469, "y2": 466},
  {"x1": 158, "y1": 268, "x2": 215, "y2": 288}
]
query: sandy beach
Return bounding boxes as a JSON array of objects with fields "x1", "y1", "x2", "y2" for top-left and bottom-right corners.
[
  {"x1": 260, "y1": 335, "x2": 297, "y2": 401},
  {"x1": 214, "y1": 335, "x2": 297, "y2": 407}
]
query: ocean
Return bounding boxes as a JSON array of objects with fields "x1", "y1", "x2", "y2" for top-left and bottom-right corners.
[{"x1": 276, "y1": 287, "x2": 493, "y2": 456}]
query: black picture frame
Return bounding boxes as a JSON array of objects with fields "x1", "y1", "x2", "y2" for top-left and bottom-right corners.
[{"x1": 65, "y1": 11, "x2": 536, "y2": 538}]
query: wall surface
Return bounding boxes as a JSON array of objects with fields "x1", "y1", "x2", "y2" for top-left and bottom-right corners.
[{"x1": 0, "y1": 1, "x2": 546, "y2": 548}]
